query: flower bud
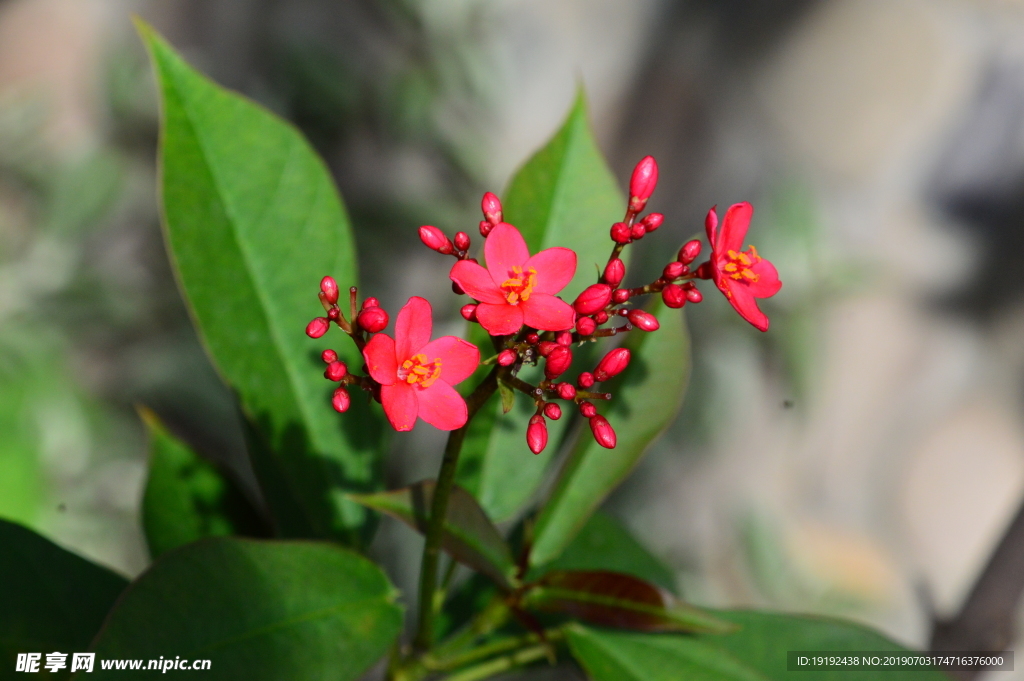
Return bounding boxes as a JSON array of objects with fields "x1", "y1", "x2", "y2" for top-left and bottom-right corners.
[
  {"x1": 321, "y1": 349, "x2": 338, "y2": 364},
  {"x1": 662, "y1": 283, "x2": 686, "y2": 308},
  {"x1": 610, "y1": 222, "x2": 631, "y2": 244},
  {"x1": 452, "y1": 281, "x2": 465, "y2": 295},
  {"x1": 576, "y1": 316, "x2": 596, "y2": 336},
  {"x1": 306, "y1": 317, "x2": 330, "y2": 338},
  {"x1": 579, "y1": 401, "x2": 597, "y2": 418},
  {"x1": 544, "y1": 402, "x2": 562, "y2": 420},
  {"x1": 578, "y1": 372, "x2": 595, "y2": 389},
  {"x1": 574, "y1": 284, "x2": 612, "y2": 315},
  {"x1": 527, "y1": 414, "x2": 548, "y2": 455},
  {"x1": 704, "y1": 206, "x2": 718, "y2": 236},
  {"x1": 481, "y1": 192, "x2": 503, "y2": 225},
  {"x1": 328, "y1": 307, "x2": 341, "y2": 321},
  {"x1": 357, "y1": 306, "x2": 389, "y2": 333},
  {"x1": 455, "y1": 231, "x2": 471, "y2": 251},
  {"x1": 325, "y1": 360, "x2": 348, "y2": 382},
  {"x1": 590, "y1": 415, "x2": 617, "y2": 449},
  {"x1": 695, "y1": 262, "x2": 712, "y2": 279},
  {"x1": 641, "y1": 213, "x2": 664, "y2": 232},
  {"x1": 629, "y1": 156, "x2": 658, "y2": 202},
  {"x1": 627, "y1": 309, "x2": 660, "y2": 331},
  {"x1": 526, "y1": 332, "x2": 540, "y2": 344},
  {"x1": 603, "y1": 258, "x2": 626, "y2": 287},
  {"x1": 556, "y1": 331, "x2": 573, "y2": 346},
  {"x1": 479, "y1": 220, "x2": 492, "y2": 237},
  {"x1": 544, "y1": 346, "x2": 573, "y2": 379},
  {"x1": 497, "y1": 349, "x2": 517, "y2": 366},
  {"x1": 419, "y1": 225, "x2": 453, "y2": 254},
  {"x1": 538, "y1": 341, "x2": 558, "y2": 357},
  {"x1": 631, "y1": 223, "x2": 646, "y2": 240},
  {"x1": 685, "y1": 287, "x2": 703, "y2": 303},
  {"x1": 362, "y1": 296, "x2": 380, "y2": 310},
  {"x1": 459, "y1": 304, "x2": 477, "y2": 322},
  {"x1": 663, "y1": 261, "x2": 684, "y2": 280},
  {"x1": 678, "y1": 239, "x2": 702, "y2": 265},
  {"x1": 612, "y1": 288, "x2": 630, "y2": 304},
  {"x1": 594, "y1": 348, "x2": 630, "y2": 382},
  {"x1": 594, "y1": 311, "x2": 609, "y2": 324},
  {"x1": 332, "y1": 387, "x2": 351, "y2": 413},
  {"x1": 556, "y1": 382, "x2": 576, "y2": 400},
  {"x1": 320, "y1": 276, "x2": 339, "y2": 304}
]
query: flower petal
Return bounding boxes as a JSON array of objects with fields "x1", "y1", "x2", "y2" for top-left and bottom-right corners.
[
  {"x1": 726, "y1": 285, "x2": 769, "y2": 332},
  {"x1": 475, "y1": 302, "x2": 524, "y2": 336},
  {"x1": 717, "y1": 202, "x2": 752, "y2": 254},
  {"x1": 450, "y1": 260, "x2": 505, "y2": 304},
  {"x1": 415, "y1": 380, "x2": 469, "y2": 431},
  {"x1": 748, "y1": 258, "x2": 782, "y2": 298},
  {"x1": 524, "y1": 247, "x2": 577, "y2": 295},
  {"x1": 419, "y1": 336, "x2": 480, "y2": 386},
  {"x1": 395, "y1": 296, "x2": 432, "y2": 360},
  {"x1": 521, "y1": 293, "x2": 575, "y2": 331},
  {"x1": 484, "y1": 223, "x2": 530, "y2": 287},
  {"x1": 382, "y1": 382, "x2": 418, "y2": 431},
  {"x1": 362, "y1": 333, "x2": 397, "y2": 385}
]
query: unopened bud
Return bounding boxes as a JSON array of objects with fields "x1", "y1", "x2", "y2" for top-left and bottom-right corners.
[
  {"x1": 306, "y1": 317, "x2": 330, "y2": 338},
  {"x1": 544, "y1": 402, "x2": 562, "y2": 420},
  {"x1": 497, "y1": 349, "x2": 517, "y2": 366},
  {"x1": 629, "y1": 156, "x2": 658, "y2": 212},
  {"x1": 455, "y1": 232, "x2": 471, "y2": 251},
  {"x1": 481, "y1": 192, "x2": 503, "y2": 225},
  {"x1": 328, "y1": 307, "x2": 341, "y2": 321},
  {"x1": 678, "y1": 239, "x2": 702, "y2": 265},
  {"x1": 357, "y1": 307, "x2": 389, "y2": 333},
  {"x1": 662, "y1": 283, "x2": 686, "y2": 308},
  {"x1": 594, "y1": 311, "x2": 609, "y2": 324},
  {"x1": 419, "y1": 225, "x2": 453, "y2": 254},
  {"x1": 685, "y1": 287, "x2": 703, "y2": 303},
  {"x1": 538, "y1": 341, "x2": 558, "y2": 357},
  {"x1": 479, "y1": 220, "x2": 493, "y2": 237},
  {"x1": 627, "y1": 309, "x2": 660, "y2": 331},
  {"x1": 641, "y1": 213, "x2": 664, "y2": 232},
  {"x1": 590, "y1": 415, "x2": 617, "y2": 448},
  {"x1": 325, "y1": 360, "x2": 348, "y2": 382},
  {"x1": 556, "y1": 382, "x2": 576, "y2": 400},
  {"x1": 695, "y1": 262, "x2": 713, "y2": 279},
  {"x1": 526, "y1": 332, "x2": 540, "y2": 344},
  {"x1": 362, "y1": 296, "x2": 380, "y2": 310},
  {"x1": 460, "y1": 303, "x2": 478, "y2": 321},
  {"x1": 610, "y1": 222, "x2": 631, "y2": 244},
  {"x1": 320, "y1": 276, "x2": 339, "y2": 304},
  {"x1": 579, "y1": 401, "x2": 597, "y2": 418},
  {"x1": 452, "y1": 281, "x2": 465, "y2": 295},
  {"x1": 578, "y1": 372, "x2": 595, "y2": 389},
  {"x1": 332, "y1": 387, "x2": 351, "y2": 413},
  {"x1": 576, "y1": 316, "x2": 597, "y2": 336},
  {"x1": 705, "y1": 206, "x2": 718, "y2": 237},
  {"x1": 556, "y1": 331, "x2": 572, "y2": 346},
  {"x1": 603, "y1": 258, "x2": 626, "y2": 287},
  {"x1": 544, "y1": 346, "x2": 573, "y2": 379},
  {"x1": 527, "y1": 414, "x2": 548, "y2": 455},
  {"x1": 574, "y1": 284, "x2": 612, "y2": 315},
  {"x1": 631, "y1": 223, "x2": 646, "y2": 240},
  {"x1": 612, "y1": 288, "x2": 630, "y2": 304},
  {"x1": 321, "y1": 349, "x2": 338, "y2": 364},
  {"x1": 594, "y1": 348, "x2": 630, "y2": 382},
  {"x1": 663, "y1": 261, "x2": 684, "y2": 280}
]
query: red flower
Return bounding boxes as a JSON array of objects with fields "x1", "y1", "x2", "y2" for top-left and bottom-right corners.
[
  {"x1": 706, "y1": 203, "x2": 782, "y2": 332},
  {"x1": 449, "y1": 223, "x2": 576, "y2": 336},
  {"x1": 362, "y1": 297, "x2": 479, "y2": 432}
]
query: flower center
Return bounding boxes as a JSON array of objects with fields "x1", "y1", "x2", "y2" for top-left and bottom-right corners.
[
  {"x1": 397, "y1": 353, "x2": 442, "y2": 388},
  {"x1": 721, "y1": 246, "x2": 761, "y2": 283},
  {"x1": 500, "y1": 266, "x2": 537, "y2": 305}
]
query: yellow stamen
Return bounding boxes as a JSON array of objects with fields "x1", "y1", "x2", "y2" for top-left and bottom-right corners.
[
  {"x1": 501, "y1": 266, "x2": 537, "y2": 305},
  {"x1": 399, "y1": 353, "x2": 442, "y2": 388}
]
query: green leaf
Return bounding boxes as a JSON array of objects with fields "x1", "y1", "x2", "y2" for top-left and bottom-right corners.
[
  {"x1": 457, "y1": 91, "x2": 625, "y2": 523},
  {"x1": 498, "y1": 379, "x2": 516, "y2": 414},
  {"x1": 348, "y1": 481, "x2": 516, "y2": 589},
  {"x1": 531, "y1": 299, "x2": 690, "y2": 567},
  {"x1": 89, "y1": 538, "x2": 402, "y2": 681},
  {"x1": 138, "y1": 23, "x2": 384, "y2": 545},
  {"x1": 0, "y1": 520, "x2": 127, "y2": 678},
  {"x1": 531, "y1": 511, "x2": 676, "y2": 594},
  {"x1": 139, "y1": 408, "x2": 268, "y2": 558}
]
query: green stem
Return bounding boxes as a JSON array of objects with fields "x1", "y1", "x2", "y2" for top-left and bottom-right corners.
[
  {"x1": 432, "y1": 629, "x2": 564, "y2": 672},
  {"x1": 439, "y1": 645, "x2": 552, "y2": 681}
]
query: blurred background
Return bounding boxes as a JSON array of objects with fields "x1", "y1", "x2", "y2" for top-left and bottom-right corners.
[{"x1": 2, "y1": 0, "x2": 1024, "y2": 678}]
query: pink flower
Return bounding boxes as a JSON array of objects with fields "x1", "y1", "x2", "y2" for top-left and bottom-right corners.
[
  {"x1": 362, "y1": 297, "x2": 479, "y2": 432},
  {"x1": 706, "y1": 203, "x2": 782, "y2": 332},
  {"x1": 449, "y1": 223, "x2": 577, "y2": 336}
]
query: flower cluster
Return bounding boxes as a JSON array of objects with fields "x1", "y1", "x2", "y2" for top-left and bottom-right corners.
[{"x1": 305, "y1": 156, "x2": 781, "y2": 453}]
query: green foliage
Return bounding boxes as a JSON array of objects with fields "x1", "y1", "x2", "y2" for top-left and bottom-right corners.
[
  {"x1": 531, "y1": 299, "x2": 690, "y2": 567},
  {"x1": 140, "y1": 408, "x2": 268, "y2": 558},
  {"x1": 0, "y1": 520, "x2": 127, "y2": 679},
  {"x1": 139, "y1": 24, "x2": 384, "y2": 545},
  {"x1": 89, "y1": 538, "x2": 403, "y2": 681}
]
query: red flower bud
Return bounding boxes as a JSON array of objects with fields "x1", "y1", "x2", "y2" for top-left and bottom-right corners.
[
  {"x1": 610, "y1": 222, "x2": 631, "y2": 244},
  {"x1": 455, "y1": 231, "x2": 471, "y2": 251},
  {"x1": 629, "y1": 156, "x2": 659, "y2": 202},
  {"x1": 357, "y1": 306, "x2": 389, "y2": 333},
  {"x1": 578, "y1": 372, "x2": 595, "y2": 389},
  {"x1": 328, "y1": 307, "x2": 341, "y2": 321},
  {"x1": 631, "y1": 223, "x2": 646, "y2": 240},
  {"x1": 306, "y1": 317, "x2": 330, "y2": 338},
  {"x1": 612, "y1": 288, "x2": 630, "y2": 304},
  {"x1": 544, "y1": 402, "x2": 562, "y2": 420},
  {"x1": 362, "y1": 296, "x2": 380, "y2": 310},
  {"x1": 419, "y1": 225, "x2": 453, "y2": 254},
  {"x1": 556, "y1": 382, "x2": 576, "y2": 400},
  {"x1": 663, "y1": 261, "x2": 684, "y2": 280},
  {"x1": 526, "y1": 332, "x2": 540, "y2": 344},
  {"x1": 695, "y1": 262, "x2": 712, "y2": 279},
  {"x1": 576, "y1": 316, "x2": 596, "y2": 336},
  {"x1": 452, "y1": 281, "x2": 465, "y2": 295},
  {"x1": 678, "y1": 239, "x2": 702, "y2": 265},
  {"x1": 590, "y1": 415, "x2": 617, "y2": 448},
  {"x1": 556, "y1": 331, "x2": 573, "y2": 346},
  {"x1": 579, "y1": 401, "x2": 597, "y2": 418},
  {"x1": 685, "y1": 287, "x2": 703, "y2": 303},
  {"x1": 544, "y1": 345, "x2": 573, "y2": 379},
  {"x1": 321, "y1": 349, "x2": 338, "y2": 364},
  {"x1": 574, "y1": 284, "x2": 612, "y2": 315},
  {"x1": 594, "y1": 311, "x2": 609, "y2": 324},
  {"x1": 324, "y1": 360, "x2": 348, "y2": 382},
  {"x1": 603, "y1": 258, "x2": 626, "y2": 287},
  {"x1": 320, "y1": 276, "x2": 339, "y2": 304},
  {"x1": 332, "y1": 387, "x2": 351, "y2": 413},
  {"x1": 594, "y1": 348, "x2": 630, "y2": 382},
  {"x1": 538, "y1": 341, "x2": 558, "y2": 357},
  {"x1": 642, "y1": 213, "x2": 664, "y2": 231},
  {"x1": 628, "y1": 309, "x2": 660, "y2": 331},
  {"x1": 527, "y1": 414, "x2": 548, "y2": 455},
  {"x1": 662, "y1": 283, "x2": 686, "y2": 308},
  {"x1": 497, "y1": 349, "x2": 517, "y2": 366},
  {"x1": 479, "y1": 220, "x2": 492, "y2": 237},
  {"x1": 481, "y1": 192, "x2": 503, "y2": 225},
  {"x1": 460, "y1": 304, "x2": 478, "y2": 322}
]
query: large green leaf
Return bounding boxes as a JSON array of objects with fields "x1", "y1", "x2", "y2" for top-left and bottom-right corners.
[
  {"x1": 0, "y1": 520, "x2": 127, "y2": 679},
  {"x1": 457, "y1": 92, "x2": 625, "y2": 522},
  {"x1": 140, "y1": 408, "x2": 268, "y2": 558},
  {"x1": 139, "y1": 24, "x2": 383, "y2": 545},
  {"x1": 531, "y1": 299, "x2": 690, "y2": 567},
  {"x1": 88, "y1": 538, "x2": 402, "y2": 681}
]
